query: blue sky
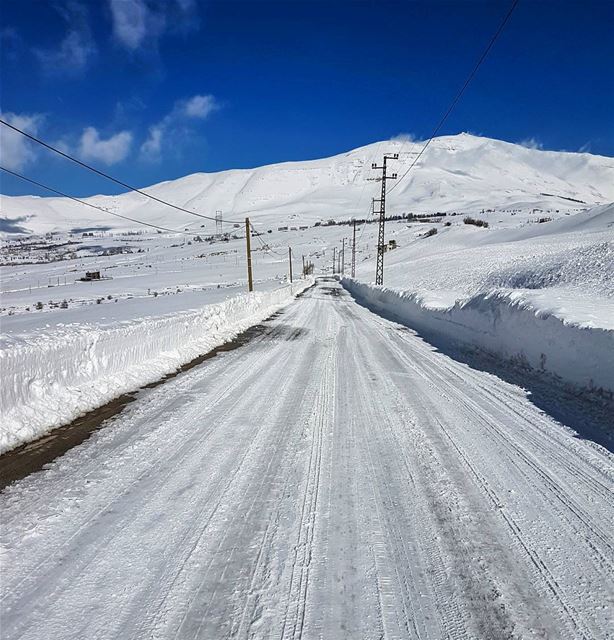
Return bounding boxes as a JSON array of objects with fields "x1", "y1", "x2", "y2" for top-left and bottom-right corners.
[{"x1": 1, "y1": 0, "x2": 613, "y2": 197}]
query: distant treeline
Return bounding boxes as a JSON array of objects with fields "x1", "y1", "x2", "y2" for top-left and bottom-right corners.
[{"x1": 315, "y1": 212, "x2": 448, "y2": 227}]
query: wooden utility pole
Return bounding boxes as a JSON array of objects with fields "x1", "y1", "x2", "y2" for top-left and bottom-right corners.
[
  {"x1": 302, "y1": 255, "x2": 305, "y2": 278},
  {"x1": 288, "y1": 246, "x2": 293, "y2": 283},
  {"x1": 341, "y1": 238, "x2": 345, "y2": 275},
  {"x1": 371, "y1": 154, "x2": 398, "y2": 285},
  {"x1": 351, "y1": 219, "x2": 357, "y2": 277},
  {"x1": 245, "y1": 217, "x2": 253, "y2": 292},
  {"x1": 332, "y1": 247, "x2": 336, "y2": 275}
]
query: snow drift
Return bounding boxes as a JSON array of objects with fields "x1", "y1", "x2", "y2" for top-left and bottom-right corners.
[
  {"x1": 342, "y1": 278, "x2": 614, "y2": 394},
  {"x1": 0, "y1": 280, "x2": 312, "y2": 453}
]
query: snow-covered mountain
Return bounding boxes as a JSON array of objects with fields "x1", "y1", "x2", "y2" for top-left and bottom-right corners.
[{"x1": 2, "y1": 133, "x2": 613, "y2": 235}]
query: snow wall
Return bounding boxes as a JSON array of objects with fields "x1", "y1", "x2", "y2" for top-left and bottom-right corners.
[
  {"x1": 0, "y1": 280, "x2": 312, "y2": 454},
  {"x1": 341, "y1": 278, "x2": 614, "y2": 395}
]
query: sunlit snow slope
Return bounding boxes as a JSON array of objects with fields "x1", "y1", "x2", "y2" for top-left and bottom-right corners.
[{"x1": 2, "y1": 133, "x2": 613, "y2": 234}]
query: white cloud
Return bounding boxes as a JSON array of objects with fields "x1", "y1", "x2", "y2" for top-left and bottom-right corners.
[
  {"x1": 181, "y1": 95, "x2": 218, "y2": 119},
  {"x1": 54, "y1": 138, "x2": 72, "y2": 155},
  {"x1": 391, "y1": 133, "x2": 417, "y2": 143},
  {"x1": 139, "y1": 94, "x2": 219, "y2": 161},
  {"x1": 140, "y1": 125, "x2": 163, "y2": 158},
  {"x1": 109, "y1": 0, "x2": 156, "y2": 50},
  {"x1": 519, "y1": 137, "x2": 543, "y2": 150},
  {"x1": 109, "y1": 0, "x2": 197, "y2": 51},
  {"x1": 175, "y1": 0, "x2": 195, "y2": 11},
  {"x1": 35, "y1": 2, "x2": 96, "y2": 75},
  {"x1": 0, "y1": 112, "x2": 44, "y2": 170},
  {"x1": 79, "y1": 127, "x2": 133, "y2": 165},
  {"x1": 36, "y1": 30, "x2": 96, "y2": 73}
]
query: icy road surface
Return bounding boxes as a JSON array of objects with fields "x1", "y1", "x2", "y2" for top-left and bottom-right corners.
[{"x1": 2, "y1": 281, "x2": 612, "y2": 640}]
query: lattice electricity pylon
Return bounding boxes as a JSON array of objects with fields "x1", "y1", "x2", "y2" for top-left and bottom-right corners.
[
  {"x1": 370, "y1": 154, "x2": 398, "y2": 285},
  {"x1": 215, "y1": 210, "x2": 223, "y2": 236}
]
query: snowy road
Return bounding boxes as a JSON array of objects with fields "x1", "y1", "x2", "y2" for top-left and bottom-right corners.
[{"x1": 2, "y1": 280, "x2": 613, "y2": 639}]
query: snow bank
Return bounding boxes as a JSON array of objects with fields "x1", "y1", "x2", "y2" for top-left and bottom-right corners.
[
  {"x1": 342, "y1": 278, "x2": 614, "y2": 394},
  {"x1": 0, "y1": 280, "x2": 312, "y2": 453}
]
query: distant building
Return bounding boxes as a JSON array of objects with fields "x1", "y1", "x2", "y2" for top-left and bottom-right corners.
[{"x1": 81, "y1": 271, "x2": 101, "y2": 281}]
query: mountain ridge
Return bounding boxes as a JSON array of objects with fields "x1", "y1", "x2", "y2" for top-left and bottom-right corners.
[{"x1": 2, "y1": 133, "x2": 613, "y2": 234}]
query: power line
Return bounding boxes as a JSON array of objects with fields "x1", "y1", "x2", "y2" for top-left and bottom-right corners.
[
  {"x1": 0, "y1": 118, "x2": 287, "y2": 240},
  {"x1": 0, "y1": 117, "x2": 243, "y2": 224},
  {"x1": 0, "y1": 166, "x2": 196, "y2": 236},
  {"x1": 4, "y1": 0, "x2": 518, "y2": 256},
  {"x1": 250, "y1": 222, "x2": 283, "y2": 256},
  {"x1": 388, "y1": 0, "x2": 520, "y2": 195},
  {"x1": 348, "y1": 0, "x2": 518, "y2": 277}
]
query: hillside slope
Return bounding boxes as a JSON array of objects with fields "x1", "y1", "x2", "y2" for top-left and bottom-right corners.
[{"x1": 2, "y1": 133, "x2": 613, "y2": 235}]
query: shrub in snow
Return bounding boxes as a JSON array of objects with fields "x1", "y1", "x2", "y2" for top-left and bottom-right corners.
[
  {"x1": 423, "y1": 228, "x2": 438, "y2": 238},
  {"x1": 463, "y1": 217, "x2": 489, "y2": 228}
]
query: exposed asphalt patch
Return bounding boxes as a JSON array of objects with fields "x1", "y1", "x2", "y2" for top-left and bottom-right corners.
[{"x1": 321, "y1": 286, "x2": 343, "y2": 297}]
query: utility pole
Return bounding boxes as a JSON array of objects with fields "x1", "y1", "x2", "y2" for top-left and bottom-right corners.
[
  {"x1": 351, "y1": 219, "x2": 357, "y2": 277},
  {"x1": 332, "y1": 247, "x2": 336, "y2": 275},
  {"x1": 245, "y1": 217, "x2": 253, "y2": 292},
  {"x1": 215, "y1": 210, "x2": 223, "y2": 236},
  {"x1": 371, "y1": 154, "x2": 398, "y2": 285},
  {"x1": 302, "y1": 255, "x2": 305, "y2": 278},
  {"x1": 288, "y1": 246, "x2": 293, "y2": 283},
  {"x1": 341, "y1": 238, "x2": 345, "y2": 275}
]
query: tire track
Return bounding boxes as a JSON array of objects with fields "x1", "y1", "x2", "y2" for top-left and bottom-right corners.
[
  {"x1": 364, "y1": 307, "x2": 607, "y2": 638},
  {"x1": 278, "y1": 320, "x2": 334, "y2": 640}
]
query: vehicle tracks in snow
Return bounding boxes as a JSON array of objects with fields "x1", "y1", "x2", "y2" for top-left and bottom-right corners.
[
  {"x1": 360, "y1": 295, "x2": 613, "y2": 638},
  {"x1": 1, "y1": 280, "x2": 612, "y2": 639}
]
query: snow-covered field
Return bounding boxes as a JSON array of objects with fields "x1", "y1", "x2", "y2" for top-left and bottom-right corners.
[
  {"x1": 345, "y1": 202, "x2": 614, "y2": 393},
  {"x1": 363, "y1": 202, "x2": 614, "y2": 327}
]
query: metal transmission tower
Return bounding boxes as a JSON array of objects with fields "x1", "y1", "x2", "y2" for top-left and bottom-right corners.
[
  {"x1": 215, "y1": 210, "x2": 223, "y2": 236},
  {"x1": 371, "y1": 154, "x2": 398, "y2": 285}
]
